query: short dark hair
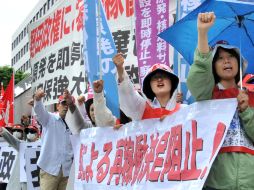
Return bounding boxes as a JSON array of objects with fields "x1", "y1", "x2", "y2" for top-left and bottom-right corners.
[
  {"x1": 85, "y1": 98, "x2": 95, "y2": 125},
  {"x1": 212, "y1": 47, "x2": 240, "y2": 84}
]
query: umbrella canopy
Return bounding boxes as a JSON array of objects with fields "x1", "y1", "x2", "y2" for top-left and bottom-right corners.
[{"x1": 159, "y1": 0, "x2": 254, "y2": 74}]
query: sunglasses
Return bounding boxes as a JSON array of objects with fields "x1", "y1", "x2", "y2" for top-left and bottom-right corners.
[
  {"x1": 26, "y1": 129, "x2": 37, "y2": 134},
  {"x1": 12, "y1": 129, "x2": 23, "y2": 133}
]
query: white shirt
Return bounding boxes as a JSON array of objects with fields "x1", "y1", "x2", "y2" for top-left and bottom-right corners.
[
  {"x1": 118, "y1": 70, "x2": 183, "y2": 120},
  {"x1": 34, "y1": 100, "x2": 73, "y2": 177},
  {"x1": 94, "y1": 92, "x2": 116, "y2": 126}
]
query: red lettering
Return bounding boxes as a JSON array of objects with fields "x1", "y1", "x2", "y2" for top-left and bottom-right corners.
[
  {"x1": 149, "y1": 131, "x2": 170, "y2": 182},
  {"x1": 77, "y1": 144, "x2": 87, "y2": 180},
  {"x1": 168, "y1": 125, "x2": 182, "y2": 181},
  {"x1": 107, "y1": 139, "x2": 124, "y2": 185},
  {"x1": 131, "y1": 134, "x2": 148, "y2": 185},
  {"x1": 42, "y1": 18, "x2": 52, "y2": 50},
  {"x1": 102, "y1": 0, "x2": 124, "y2": 20},
  {"x1": 63, "y1": 5, "x2": 72, "y2": 35},
  {"x1": 121, "y1": 137, "x2": 134, "y2": 185},
  {"x1": 160, "y1": 129, "x2": 172, "y2": 182},
  {"x1": 84, "y1": 142, "x2": 98, "y2": 182},
  {"x1": 75, "y1": 0, "x2": 84, "y2": 31},
  {"x1": 137, "y1": 133, "x2": 159, "y2": 182},
  {"x1": 51, "y1": 9, "x2": 64, "y2": 45},
  {"x1": 96, "y1": 142, "x2": 112, "y2": 183},
  {"x1": 126, "y1": 0, "x2": 134, "y2": 17},
  {"x1": 181, "y1": 120, "x2": 203, "y2": 180}
]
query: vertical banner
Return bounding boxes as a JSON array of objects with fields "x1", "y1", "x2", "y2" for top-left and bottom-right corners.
[
  {"x1": 84, "y1": 0, "x2": 119, "y2": 117},
  {"x1": 0, "y1": 74, "x2": 14, "y2": 126},
  {"x1": 29, "y1": 0, "x2": 85, "y2": 105},
  {"x1": 135, "y1": 0, "x2": 170, "y2": 83},
  {"x1": 173, "y1": 0, "x2": 203, "y2": 104}
]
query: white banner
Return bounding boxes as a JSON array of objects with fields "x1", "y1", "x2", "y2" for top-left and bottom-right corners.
[
  {"x1": 0, "y1": 142, "x2": 18, "y2": 183},
  {"x1": 73, "y1": 99, "x2": 237, "y2": 190},
  {"x1": 25, "y1": 147, "x2": 41, "y2": 190},
  {"x1": 19, "y1": 141, "x2": 41, "y2": 183},
  {"x1": 29, "y1": 0, "x2": 85, "y2": 105}
]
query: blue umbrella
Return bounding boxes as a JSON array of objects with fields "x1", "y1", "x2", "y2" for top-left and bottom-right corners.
[{"x1": 159, "y1": 0, "x2": 254, "y2": 74}]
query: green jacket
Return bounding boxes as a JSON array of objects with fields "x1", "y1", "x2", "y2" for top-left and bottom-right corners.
[{"x1": 187, "y1": 49, "x2": 254, "y2": 190}]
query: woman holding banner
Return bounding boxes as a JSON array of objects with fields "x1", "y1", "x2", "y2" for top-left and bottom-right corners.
[
  {"x1": 187, "y1": 12, "x2": 254, "y2": 190},
  {"x1": 113, "y1": 53, "x2": 184, "y2": 121}
]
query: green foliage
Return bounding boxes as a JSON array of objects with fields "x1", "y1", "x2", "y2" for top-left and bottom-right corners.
[{"x1": 0, "y1": 66, "x2": 29, "y2": 88}]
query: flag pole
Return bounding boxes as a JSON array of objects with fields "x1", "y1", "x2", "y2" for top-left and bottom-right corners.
[
  {"x1": 177, "y1": 0, "x2": 181, "y2": 93},
  {"x1": 97, "y1": 0, "x2": 102, "y2": 80},
  {"x1": 239, "y1": 33, "x2": 243, "y2": 90}
]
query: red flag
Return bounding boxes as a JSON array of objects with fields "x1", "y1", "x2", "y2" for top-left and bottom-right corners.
[{"x1": 0, "y1": 74, "x2": 14, "y2": 126}]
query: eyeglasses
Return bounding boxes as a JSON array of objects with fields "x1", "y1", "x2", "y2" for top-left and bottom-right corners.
[
  {"x1": 151, "y1": 73, "x2": 168, "y2": 81},
  {"x1": 26, "y1": 129, "x2": 37, "y2": 134},
  {"x1": 12, "y1": 129, "x2": 23, "y2": 133}
]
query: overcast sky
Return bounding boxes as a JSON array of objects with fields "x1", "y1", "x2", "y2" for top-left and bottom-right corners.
[{"x1": 0, "y1": 0, "x2": 39, "y2": 67}]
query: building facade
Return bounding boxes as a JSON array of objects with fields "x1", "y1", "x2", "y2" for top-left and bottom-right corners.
[{"x1": 11, "y1": 0, "x2": 59, "y2": 74}]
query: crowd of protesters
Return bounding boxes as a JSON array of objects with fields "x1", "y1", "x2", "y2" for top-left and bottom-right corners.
[{"x1": 0, "y1": 12, "x2": 253, "y2": 190}]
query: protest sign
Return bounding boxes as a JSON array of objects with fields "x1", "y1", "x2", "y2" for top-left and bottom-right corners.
[
  {"x1": 73, "y1": 99, "x2": 237, "y2": 190},
  {"x1": 19, "y1": 141, "x2": 41, "y2": 183},
  {"x1": 29, "y1": 0, "x2": 85, "y2": 105},
  {"x1": 0, "y1": 142, "x2": 18, "y2": 183},
  {"x1": 25, "y1": 147, "x2": 41, "y2": 190}
]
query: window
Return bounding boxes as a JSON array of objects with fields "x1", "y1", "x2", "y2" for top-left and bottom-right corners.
[
  {"x1": 40, "y1": 8, "x2": 43, "y2": 17},
  {"x1": 43, "y1": 3, "x2": 47, "y2": 14},
  {"x1": 36, "y1": 12, "x2": 39, "y2": 20},
  {"x1": 26, "y1": 43, "x2": 29, "y2": 52},
  {"x1": 47, "y1": 0, "x2": 51, "y2": 10},
  {"x1": 26, "y1": 61, "x2": 29, "y2": 70},
  {"x1": 24, "y1": 28, "x2": 27, "y2": 37}
]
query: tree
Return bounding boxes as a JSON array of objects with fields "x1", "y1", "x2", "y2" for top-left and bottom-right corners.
[{"x1": 0, "y1": 66, "x2": 29, "y2": 88}]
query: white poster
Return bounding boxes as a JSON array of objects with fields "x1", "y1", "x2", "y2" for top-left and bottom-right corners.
[
  {"x1": 19, "y1": 141, "x2": 41, "y2": 183},
  {"x1": 29, "y1": 0, "x2": 85, "y2": 105},
  {"x1": 0, "y1": 142, "x2": 18, "y2": 183},
  {"x1": 72, "y1": 98, "x2": 237, "y2": 190},
  {"x1": 25, "y1": 147, "x2": 41, "y2": 190}
]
